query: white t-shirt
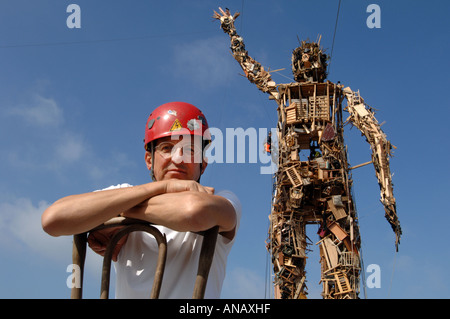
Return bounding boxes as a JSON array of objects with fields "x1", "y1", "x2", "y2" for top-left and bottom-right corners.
[{"x1": 98, "y1": 184, "x2": 241, "y2": 299}]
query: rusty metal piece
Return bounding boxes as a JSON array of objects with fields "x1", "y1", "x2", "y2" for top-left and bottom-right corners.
[
  {"x1": 99, "y1": 222, "x2": 167, "y2": 299},
  {"x1": 71, "y1": 217, "x2": 218, "y2": 299},
  {"x1": 192, "y1": 226, "x2": 219, "y2": 299},
  {"x1": 71, "y1": 232, "x2": 87, "y2": 299}
]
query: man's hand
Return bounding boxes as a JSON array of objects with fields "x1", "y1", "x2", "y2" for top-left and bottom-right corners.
[
  {"x1": 86, "y1": 180, "x2": 213, "y2": 261},
  {"x1": 164, "y1": 179, "x2": 214, "y2": 195},
  {"x1": 87, "y1": 226, "x2": 128, "y2": 262}
]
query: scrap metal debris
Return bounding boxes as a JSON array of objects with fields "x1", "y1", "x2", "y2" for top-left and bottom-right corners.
[{"x1": 214, "y1": 7, "x2": 401, "y2": 299}]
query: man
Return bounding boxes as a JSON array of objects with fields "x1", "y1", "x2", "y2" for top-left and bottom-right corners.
[
  {"x1": 265, "y1": 131, "x2": 272, "y2": 155},
  {"x1": 41, "y1": 102, "x2": 241, "y2": 298}
]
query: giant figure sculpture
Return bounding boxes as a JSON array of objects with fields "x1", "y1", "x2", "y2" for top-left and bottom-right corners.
[{"x1": 214, "y1": 8, "x2": 401, "y2": 299}]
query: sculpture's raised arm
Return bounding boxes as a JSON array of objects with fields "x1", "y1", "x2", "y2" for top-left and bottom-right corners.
[
  {"x1": 213, "y1": 7, "x2": 277, "y2": 95},
  {"x1": 343, "y1": 87, "x2": 401, "y2": 250}
]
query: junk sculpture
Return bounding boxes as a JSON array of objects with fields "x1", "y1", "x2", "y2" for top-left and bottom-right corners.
[{"x1": 214, "y1": 8, "x2": 401, "y2": 299}]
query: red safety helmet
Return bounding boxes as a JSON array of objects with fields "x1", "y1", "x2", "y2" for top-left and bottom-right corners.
[{"x1": 144, "y1": 101, "x2": 211, "y2": 150}]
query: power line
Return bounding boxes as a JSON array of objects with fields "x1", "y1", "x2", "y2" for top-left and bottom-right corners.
[
  {"x1": 328, "y1": 0, "x2": 342, "y2": 75},
  {"x1": 0, "y1": 30, "x2": 213, "y2": 49},
  {"x1": 241, "y1": 0, "x2": 245, "y2": 32}
]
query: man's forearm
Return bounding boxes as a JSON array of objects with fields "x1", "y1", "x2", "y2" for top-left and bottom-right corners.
[
  {"x1": 122, "y1": 191, "x2": 237, "y2": 237},
  {"x1": 42, "y1": 182, "x2": 166, "y2": 236}
]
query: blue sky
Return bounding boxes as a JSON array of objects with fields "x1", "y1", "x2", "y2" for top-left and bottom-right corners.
[{"x1": 0, "y1": 0, "x2": 449, "y2": 299}]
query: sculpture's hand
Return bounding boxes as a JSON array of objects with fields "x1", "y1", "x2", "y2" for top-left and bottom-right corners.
[{"x1": 213, "y1": 7, "x2": 240, "y2": 34}]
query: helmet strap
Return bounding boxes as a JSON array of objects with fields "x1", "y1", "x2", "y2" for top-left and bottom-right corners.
[{"x1": 149, "y1": 141, "x2": 157, "y2": 182}]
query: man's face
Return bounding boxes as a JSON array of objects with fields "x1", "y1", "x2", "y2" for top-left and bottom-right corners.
[{"x1": 145, "y1": 135, "x2": 207, "y2": 181}]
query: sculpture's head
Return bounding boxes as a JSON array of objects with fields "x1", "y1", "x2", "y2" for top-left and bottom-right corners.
[{"x1": 291, "y1": 38, "x2": 329, "y2": 83}]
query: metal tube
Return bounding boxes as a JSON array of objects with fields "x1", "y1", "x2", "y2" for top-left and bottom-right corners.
[
  {"x1": 100, "y1": 224, "x2": 167, "y2": 299},
  {"x1": 71, "y1": 232, "x2": 87, "y2": 299},
  {"x1": 192, "y1": 226, "x2": 219, "y2": 299}
]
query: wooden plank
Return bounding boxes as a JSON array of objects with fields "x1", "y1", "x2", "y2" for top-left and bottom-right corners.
[
  {"x1": 323, "y1": 237, "x2": 339, "y2": 269},
  {"x1": 285, "y1": 166, "x2": 303, "y2": 188},
  {"x1": 327, "y1": 221, "x2": 348, "y2": 241},
  {"x1": 327, "y1": 198, "x2": 347, "y2": 220}
]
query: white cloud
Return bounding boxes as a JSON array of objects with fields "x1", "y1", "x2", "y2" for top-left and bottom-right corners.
[
  {"x1": 0, "y1": 197, "x2": 70, "y2": 261},
  {"x1": 0, "y1": 196, "x2": 109, "y2": 293},
  {"x1": 3, "y1": 89, "x2": 135, "y2": 183},
  {"x1": 54, "y1": 132, "x2": 86, "y2": 163},
  {"x1": 8, "y1": 94, "x2": 64, "y2": 127},
  {"x1": 172, "y1": 36, "x2": 237, "y2": 89}
]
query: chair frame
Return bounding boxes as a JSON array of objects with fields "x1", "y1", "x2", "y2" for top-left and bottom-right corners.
[{"x1": 70, "y1": 217, "x2": 218, "y2": 299}]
